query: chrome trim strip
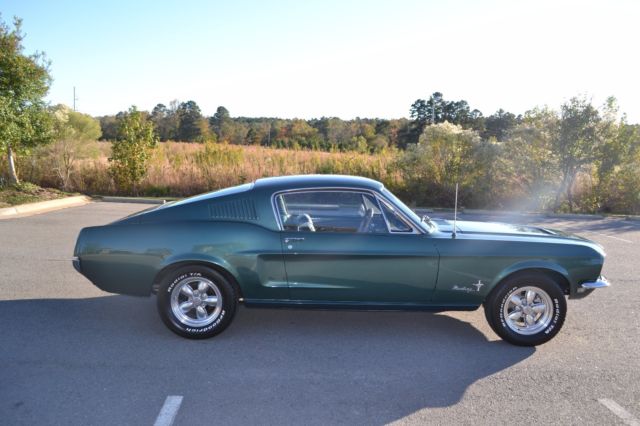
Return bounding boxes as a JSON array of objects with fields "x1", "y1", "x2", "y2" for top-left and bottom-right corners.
[
  {"x1": 581, "y1": 276, "x2": 611, "y2": 289},
  {"x1": 270, "y1": 186, "x2": 424, "y2": 234},
  {"x1": 284, "y1": 237, "x2": 305, "y2": 243}
]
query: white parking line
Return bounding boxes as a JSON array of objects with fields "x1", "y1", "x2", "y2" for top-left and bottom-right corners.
[
  {"x1": 154, "y1": 395, "x2": 183, "y2": 426},
  {"x1": 599, "y1": 399, "x2": 640, "y2": 426},
  {"x1": 595, "y1": 233, "x2": 634, "y2": 243},
  {"x1": 577, "y1": 231, "x2": 634, "y2": 244}
]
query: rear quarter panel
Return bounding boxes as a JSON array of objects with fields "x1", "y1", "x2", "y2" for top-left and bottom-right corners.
[{"x1": 75, "y1": 221, "x2": 288, "y2": 298}]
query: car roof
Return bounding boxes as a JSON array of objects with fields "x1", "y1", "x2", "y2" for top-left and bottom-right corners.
[{"x1": 254, "y1": 174, "x2": 384, "y2": 192}]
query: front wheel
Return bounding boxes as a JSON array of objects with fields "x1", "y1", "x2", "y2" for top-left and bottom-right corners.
[
  {"x1": 157, "y1": 266, "x2": 237, "y2": 339},
  {"x1": 484, "y1": 273, "x2": 566, "y2": 346}
]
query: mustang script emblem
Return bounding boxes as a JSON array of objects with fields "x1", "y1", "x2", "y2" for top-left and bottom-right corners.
[{"x1": 452, "y1": 280, "x2": 485, "y2": 293}]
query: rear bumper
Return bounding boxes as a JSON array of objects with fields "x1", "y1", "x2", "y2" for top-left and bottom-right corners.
[
  {"x1": 572, "y1": 275, "x2": 610, "y2": 299},
  {"x1": 72, "y1": 257, "x2": 81, "y2": 273}
]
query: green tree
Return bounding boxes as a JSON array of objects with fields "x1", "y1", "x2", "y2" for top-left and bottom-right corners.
[
  {"x1": 597, "y1": 127, "x2": 640, "y2": 213},
  {"x1": 376, "y1": 118, "x2": 411, "y2": 149},
  {"x1": 347, "y1": 135, "x2": 368, "y2": 153},
  {"x1": 98, "y1": 115, "x2": 120, "y2": 140},
  {"x1": 209, "y1": 106, "x2": 231, "y2": 141},
  {"x1": 177, "y1": 100, "x2": 204, "y2": 142},
  {"x1": 0, "y1": 16, "x2": 54, "y2": 184},
  {"x1": 368, "y1": 134, "x2": 389, "y2": 153},
  {"x1": 553, "y1": 97, "x2": 605, "y2": 211},
  {"x1": 246, "y1": 127, "x2": 260, "y2": 145},
  {"x1": 594, "y1": 98, "x2": 630, "y2": 185},
  {"x1": 409, "y1": 92, "x2": 486, "y2": 143},
  {"x1": 150, "y1": 103, "x2": 179, "y2": 141},
  {"x1": 400, "y1": 122, "x2": 481, "y2": 206},
  {"x1": 482, "y1": 109, "x2": 520, "y2": 141},
  {"x1": 409, "y1": 95, "x2": 438, "y2": 142},
  {"x1": 66, "y1": 108, "x2": 101, "y2": 140},
  {"x1": 48, "y1": 104, "x2": 101, "y2": 190},
  {"x1": 286, "y1": 119, "x2": 318, "y2": 148},
  {"x1": 502, "y1": 108, "x2": 559, "y2": 210},
  {"x1": 109, "y1": 106, "x2": 158, "y2": 194},
  {"x1": 593, "y1": 99, "x2": 640, "y2": 213}
]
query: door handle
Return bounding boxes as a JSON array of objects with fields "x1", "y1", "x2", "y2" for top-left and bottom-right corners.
[{"x1": 284, "y1": 237, "x2": 305, "y2": 243}]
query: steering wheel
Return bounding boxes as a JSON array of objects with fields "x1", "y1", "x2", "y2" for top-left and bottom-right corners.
[
  {"x1": 299, "y1": 214, "x2": 316, "y2": 232},
  {"x1": 357, "y1": 208, "x2": 374, "y2": 233},
  {"x1": 295, "y1": 214, "x2": 316, "y2": 232}
]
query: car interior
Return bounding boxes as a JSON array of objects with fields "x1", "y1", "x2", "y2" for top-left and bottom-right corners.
[{"x1": 276, "y1": 190, "x2": 411, "y2": 233}]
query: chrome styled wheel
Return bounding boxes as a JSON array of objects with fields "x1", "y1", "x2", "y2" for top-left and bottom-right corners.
[
  {"x1": 158, "y1": 266, "x2": 237, "y2": 339},
  {"x1": 502, "y1": 285, "x2": 553, "y2": 335},
  {"x1": 170, "y1": 276, "x2": 223, "y2": 328},
  {"x1": 485, "y1": 272, "x2": 566, "y2": 346}
]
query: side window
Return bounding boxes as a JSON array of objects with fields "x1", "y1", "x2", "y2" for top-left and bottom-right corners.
[
  {"x1": 275, "y1": 191, "x2": 387, "y2": 233},
  {"x1": 378, "y1": 197, "x2": 413, "y2": 233}
]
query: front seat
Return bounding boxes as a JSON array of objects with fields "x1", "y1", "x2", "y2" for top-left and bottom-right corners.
[{"x1": 357, "y1": 208, "x2": 374, "y2": 233}]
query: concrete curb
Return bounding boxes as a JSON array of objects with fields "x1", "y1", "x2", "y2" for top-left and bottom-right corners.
[
  {"x1": 0, "y1": 195, "x2": 92, "y2": 219},
  {"x1": 626, "y1": 215, "x2": 640, "y2": 222},
  {"x1": 100, "y1": 196, "x2": 166, "y2": 204}
]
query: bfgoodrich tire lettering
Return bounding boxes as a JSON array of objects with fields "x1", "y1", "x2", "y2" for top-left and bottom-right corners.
[
  {"x1": 157, "y1": 265, "x2": 237, "y2": 339},
  {"x1": 484, "y1": 272, "x2": 566, "y2": 346}
]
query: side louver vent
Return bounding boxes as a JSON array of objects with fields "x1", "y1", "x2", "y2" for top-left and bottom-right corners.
[{"x1": 209, "y1": 199, "x2": 258, "y2": 221}]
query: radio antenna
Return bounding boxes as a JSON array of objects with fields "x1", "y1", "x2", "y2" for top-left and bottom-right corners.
[{"x1": 452, "y1": 183, "x2": 458, "y2": 239}]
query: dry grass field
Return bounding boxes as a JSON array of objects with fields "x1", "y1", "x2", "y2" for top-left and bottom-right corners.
[{"x1": 17, "y1": 141, "x2": 403, "y2": 198}]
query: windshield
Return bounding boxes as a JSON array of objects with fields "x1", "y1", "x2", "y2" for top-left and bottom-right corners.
[{"x1": 381, "y1": 188, "x2": 435, "y2": 233}]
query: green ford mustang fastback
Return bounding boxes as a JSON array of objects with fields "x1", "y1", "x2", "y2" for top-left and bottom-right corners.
[{"x1": 73, "y1": 174, "x2": 609, "y2": 346}]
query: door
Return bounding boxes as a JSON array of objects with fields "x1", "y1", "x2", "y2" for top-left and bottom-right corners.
[{"x1": 275, "y1": 189, "x2": 439, "y2": 304}]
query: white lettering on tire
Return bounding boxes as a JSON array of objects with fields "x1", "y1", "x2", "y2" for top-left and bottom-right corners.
[
  {"x1": 185, "y1": 310, "x2": 226, "y2": 333},
  {"x1": 166, "y1": 272, "x2": 202, "y2": 293}
]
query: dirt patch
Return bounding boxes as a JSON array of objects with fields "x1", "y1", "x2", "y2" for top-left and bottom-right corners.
[{"x1": 0, "y1": 183, "x2": 72, "y2": 208}]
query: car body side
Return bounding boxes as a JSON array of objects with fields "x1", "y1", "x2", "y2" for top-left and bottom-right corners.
[{"x1": 73, "y1": 176, "x2": 605, "y2": 309}]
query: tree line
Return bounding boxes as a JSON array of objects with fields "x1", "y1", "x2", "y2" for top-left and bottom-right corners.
[
  {"x1": 94, "y1": 93, "x2": 640, "y2": 214},
  {"x1": 97, "y1": 93, "x2": 527, "y2": 153},
  {"x1": 94, "y1": 93, "x2": 640, "y2": 213},
  {"x1": 399, "y1": 100, "x2": 640, "y2": 213}
]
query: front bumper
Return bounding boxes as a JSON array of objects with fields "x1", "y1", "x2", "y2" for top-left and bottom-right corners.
[
  {"x1": 572, "y1": 275, "x2": 610, "y2": 299},
  {"x1": 581, "y1": 275, "x2": 610, "y2": 290}
]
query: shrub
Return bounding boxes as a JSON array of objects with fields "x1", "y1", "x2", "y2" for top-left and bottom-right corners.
[{"x1": 109, "y1": 107, "x2": 158, "y2": 194}]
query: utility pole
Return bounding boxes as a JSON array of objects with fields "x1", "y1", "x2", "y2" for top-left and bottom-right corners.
[
  {"x1": 73, "y1": 86, "x2": 78, "y2": 111},
  {"x1": 431, "y1": 101, "x2": 435, "y2": 124}
]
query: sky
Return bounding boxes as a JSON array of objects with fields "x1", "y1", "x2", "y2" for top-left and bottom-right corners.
[{"x1": 3, "y1": 0, "x2": 639, "y2": 122}]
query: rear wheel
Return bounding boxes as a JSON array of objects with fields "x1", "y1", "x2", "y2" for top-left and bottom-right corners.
[
  {"x1": 484, "y1": 272, "x2": 566, "y2": 346},
  {"x1": 157, "y1": 265, "x2": 237, "y2": 339}
]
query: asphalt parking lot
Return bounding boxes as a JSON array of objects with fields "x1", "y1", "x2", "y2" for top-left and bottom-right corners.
[{"x1": 1, "y1": 202, "x2": 639, "y2": 425}]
